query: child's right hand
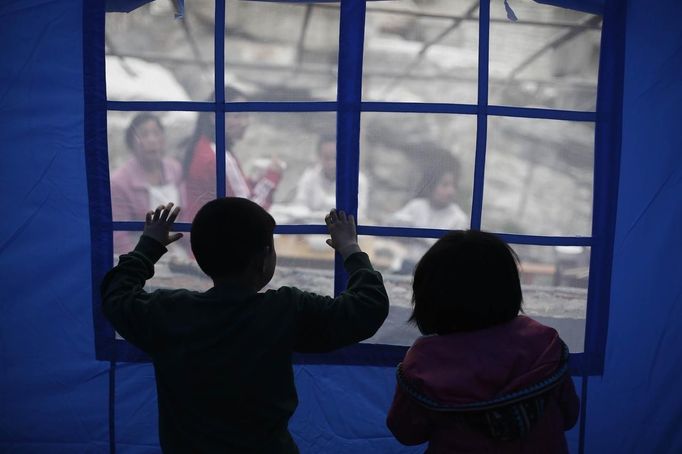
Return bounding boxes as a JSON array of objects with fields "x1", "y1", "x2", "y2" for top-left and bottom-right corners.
[{"x1": 325, "y1": 209, "x2": 361, "y2": 260}]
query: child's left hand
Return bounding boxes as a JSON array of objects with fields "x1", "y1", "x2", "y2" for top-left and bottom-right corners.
[{"x1": 143, "y1": 203, "x2": 183, "y2": 246}]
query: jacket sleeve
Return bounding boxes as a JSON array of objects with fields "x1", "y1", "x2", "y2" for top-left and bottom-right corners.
[
  {"x1": 386, "y1": 384, "x2": 430, "y2": 446},
  {"x1": 100, "y1": 235, "x2": 168, "y2": 354},
  {"x1": 292, "y1": 252, "x2": 389, "y2": 353},
  {"x1": 558, "y1": 375, "x2": 581, "y2": 430}
]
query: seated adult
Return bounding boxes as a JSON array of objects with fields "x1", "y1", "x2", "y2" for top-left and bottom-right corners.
[
  {"x1": 293, "y1": 134, "x2": 369, "y2": 221},
  {"x1": 111, "y1": 113, "x2": 186, "y2": 253}
]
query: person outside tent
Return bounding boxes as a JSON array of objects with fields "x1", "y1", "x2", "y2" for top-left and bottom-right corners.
[
  {"x1": 293, "y1": 134, "x2": 369, "y2": 221},
  {"x1": 110, "y1": 113, "x2": 187, "y2": 253},
  {"x1": 388, "y1": 149, "x2": 468, "y2": 270},
  {"x1": 183, "y1": 86, "x2": 284, "y2": 219},
  {"x1": 101, "y1": 199, "x2": 389, "y2": 453},
  {"x1": 387, "y1": 230, "x2": 580, "y2": 453}
]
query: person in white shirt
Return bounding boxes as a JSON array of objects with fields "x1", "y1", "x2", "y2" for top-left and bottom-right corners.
[
  {"x1": 293, "y1": 135, "x2": 369, "y2": 221},
  {"x1": 389, "y1": 150, "x2": 469, "y2": 271}
]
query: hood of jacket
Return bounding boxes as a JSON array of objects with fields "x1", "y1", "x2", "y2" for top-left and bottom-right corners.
[{"x1": 401, "y1": 315, "x2": 564, "y2": 406}]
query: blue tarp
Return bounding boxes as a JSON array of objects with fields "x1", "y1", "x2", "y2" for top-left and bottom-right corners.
[{"x1": 1, "y1": 0, "x2": 681, "y2": 452}]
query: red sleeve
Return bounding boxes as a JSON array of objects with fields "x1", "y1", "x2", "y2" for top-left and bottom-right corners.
[
  {"x1": 185, "y1": 137, "x2": 217, "y2": 217},
  {"x1": 386, "y1": 384, "x2": 431, "y2": 446}
]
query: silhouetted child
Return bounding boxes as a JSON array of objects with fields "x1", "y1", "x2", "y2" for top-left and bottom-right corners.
[
  {"x1": 387, "y1": 230, "x2": 579, "y2": 453},
  {"x1": 101, "y1": 199, "x2": 389, "y2": 453}
]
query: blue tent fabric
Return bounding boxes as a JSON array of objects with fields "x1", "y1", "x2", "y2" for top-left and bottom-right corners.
[
  {"x1": 2, "y1": 0, "x2": 682, "y2": 452},
  {"x1": 0, "y1": 0, "x2": 109, "y2": 452},
  {"x1": 584, "y1": 0, "x2": 682, "y2": 452}
]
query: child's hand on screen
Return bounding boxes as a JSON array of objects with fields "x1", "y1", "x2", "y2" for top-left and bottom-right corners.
[
  {"x1": 325, "y1": 209, "x2": 361, "y2": 259},
  {"x1": 143, "y1": 203, "x2": 183, "y2": 246}
]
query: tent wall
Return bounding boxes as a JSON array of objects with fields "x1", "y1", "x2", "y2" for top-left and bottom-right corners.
[
  {"x1": 1, "y1": 0, "x2": 681, "y2": 452},
  {"x1": 584, "y1": 0, "x2": 682, "y2": 451},
  {"x1": 0, "y1": 1, "x2": 109, "y2": 452}
]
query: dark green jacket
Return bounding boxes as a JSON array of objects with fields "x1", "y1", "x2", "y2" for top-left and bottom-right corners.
[{"x1": 101, "y1": 236, "x2": 389, "y2": 454}]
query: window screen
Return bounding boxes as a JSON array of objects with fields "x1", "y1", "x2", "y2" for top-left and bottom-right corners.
[{"x1": 97, "y1": 0, "x2": 609, "y2": 371}]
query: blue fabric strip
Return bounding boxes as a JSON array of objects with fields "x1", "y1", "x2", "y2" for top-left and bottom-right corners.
[
  {"x1": 578, "y1": 375, "x2": 589, "y2": 454},
  {"x1": 488, "y1": 105, "x2": 596, "y2": 121},
  {"x1": 333, "y1": 0, "x2": 366, "y2": 296},
  {"x1": 107, "y1": 101, "x2": 216, "y2": 111},
  {"x1": 582, "y1": 0, "x2": 626, "y2": 376},
  {"x1": 108, "y1": 360, "x2": 116, "y2": 454},
  {"x1": 107, "y1": 100, "x2": 338, "y2": 112},
  {"x1": 470, "y1": 0, "x2": 490, "y2": 230},
  {"x1": 112, "y1": 221, "x2": 592, "y2": 246},
  {"x1": 84, "y1": 0, "x2": 115, "y2": 361},
  {"x1": 215, "y1": 0, "x2": 226, "y2": 198},
  {"x1": 361, "y1": 102, "x2": 477, "y2": 115},
  {"x1": 83, "y1": 2, "x2": 116, "y2": 452},
  {"x1": 106, "y1": 100, "x2": 594, "y2": 120}
]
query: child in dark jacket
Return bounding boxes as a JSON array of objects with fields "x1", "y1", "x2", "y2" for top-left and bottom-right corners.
[
  {"x1": 387, "y1": 230, "x2": 579, "y2": 454},
  {"x1": 101, "y1": 199, "x2": 389, "y2": 454}
]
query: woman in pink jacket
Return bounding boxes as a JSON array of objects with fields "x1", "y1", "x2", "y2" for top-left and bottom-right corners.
[
  {"x1": 110, "y1": 113, "x2": 187, "y2": 253},
  {"x1": 387, "y1": 230, "x2": 580, "y2": 453}
]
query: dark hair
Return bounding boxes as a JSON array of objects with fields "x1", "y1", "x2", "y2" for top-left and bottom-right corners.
[
  {"x1": 125, "y1": 113, "x2": 163, "y2": 150},
  {"x1": 183, "y1": 86, "x2": 249, "y2": 175},
  {"x1": 190, "y1": 197, "x2": 276, "y2": 279},
  {"x1": 414, "y1": 149, "x2": 461, "y2": 199},
  {"x1": 409, "y1": 230, "x2": 522, "y2": 335}
]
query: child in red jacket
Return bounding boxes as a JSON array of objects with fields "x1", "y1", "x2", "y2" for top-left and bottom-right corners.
[{"x1": 387, "y1": 230, "x2": 579, "y2": 453}]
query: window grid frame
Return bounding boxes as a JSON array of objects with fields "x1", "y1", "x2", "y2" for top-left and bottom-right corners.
[{"x1": 99, "y1": 0, "x2": 613, "y2": 378}]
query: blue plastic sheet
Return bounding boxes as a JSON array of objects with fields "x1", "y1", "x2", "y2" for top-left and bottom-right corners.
[{"x1": 2, "y1": 0, "x2": 682, "y2": 452}]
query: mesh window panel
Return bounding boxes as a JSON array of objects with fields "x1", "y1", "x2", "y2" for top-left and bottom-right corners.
[
  {"x1": 112, "y1": 233, "x2": 335, "y2": 297},
  {"x1": 482, "y1": 117, "x2": 594, "y2": 236},
  {"x1": 514, "y1": 243, "x2": 588, "y2": 353},
  {"x1": 363, "y1": 3, "x2": 479, "y2": 104},
  {"x1": 357, "y1": 235, "x2": 423, "y2": 346},
  {"x1": 225, "y1": 2, "x2": 340, "y2": 101},
  {"x1": 487, "y1": 0, "x2": 602, "y2": 111},
  {"x1": 108, "y1": 110, "x2": 201, "y2": 223},
  {"x1": 105, "y1": 1, "x2": 215, "y2": 101},
  {"x1": 359, "y1": 112, "x2": 476, "y2": 228},
  {"x1": 221, "y1": 111, "x2": 336, "y2": 224},
  {"x1": 268, "y1": 234, "x2": 335, "y2": 296}
]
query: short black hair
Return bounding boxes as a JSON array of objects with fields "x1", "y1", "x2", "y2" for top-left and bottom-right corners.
[
  {"x1": 190, "y1": 197, "x2": 276, "y2": 279},
  {"x1": 409, "y1": 230, "x2": 522, "y2": 335},
  {"x1": 125, "y1": 113, "x2": 163, "y2": 150},
  {"x1": 414, "y1": 148, "x2": 461, "y2": 199}
]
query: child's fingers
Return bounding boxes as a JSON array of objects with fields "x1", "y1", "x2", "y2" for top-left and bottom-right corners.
[
  {"x1": 338, "y1": 210, "x2": 347, "y2": 223},
  {"x1": 153, "y1": 205, "x2": 164, "y2": 222},
  {"x1": 146, "y1": 210, "x2": 154, "y2": 224},
  {"x1": 167, "y1": 206, "x2": 181, "y2": 224},
  {"x1": 348, "y1": 214, "x2": 355, "y2": 226},
  {"x1": 329, "y1": 209, "x2": 339, "y2": 224},
  {"x1": 324, "y1": 213, "x2": 332, "y2": 226},
  {"x1": 325, "y1": 238, "x2": 334, "y2": 248},
  {"x1": 160, "y1": 202, "x2": 174, "y2": 222}
]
